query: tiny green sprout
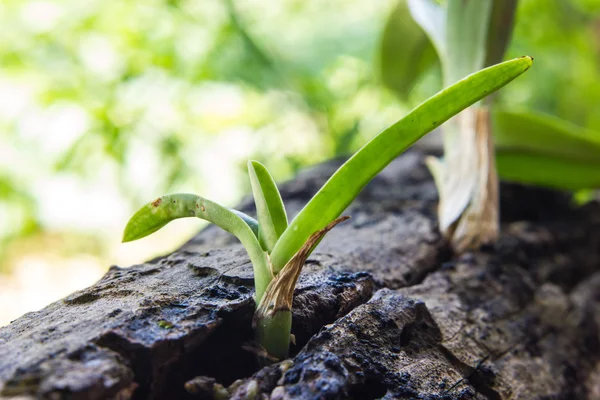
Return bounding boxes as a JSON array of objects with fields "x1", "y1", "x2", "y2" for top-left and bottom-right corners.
[
  {"x1": 157, "y1": 320, "x2": 174, "y2": 329},
  {"x1": 123, "y1": 57, "x2": 531, "y2": 361}
]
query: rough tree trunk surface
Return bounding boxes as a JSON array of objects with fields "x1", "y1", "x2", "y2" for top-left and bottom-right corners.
[{"x1": 1, "y1": 151, "x2": 599, "y2": 400}]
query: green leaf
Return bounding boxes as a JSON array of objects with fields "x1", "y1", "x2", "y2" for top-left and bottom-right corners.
[
  {"x1": 379, "y1": 0, "x2": 439, "y2": 98},
  {"x1": 122, "y1": 193, "x2": 271, "y2": 301},
  {"x1": 248, "y1": 160, "x2": 288, "y2": 252},
  {"x1": 270, "y1": 57, "x2": 533, "y2": 272},
  {"x1": 407, "y1": 0, "x2": 447, "y2": 62},
  {"x1": 229, "y1": 208, "x2": 260, "y2": 238},
  {"x1": 493, "y1": 109, "x2": 600, "y2": 190},
  {"x1": 493, "y1": 110, "x2": 600, "y2": 164},
  {"x1": 485, "y1": 0, "x2": 519, "y2": 66},
  {"x1": 446, "y1": 0, "x2": 493, "y2": 85},
  {"x1": 496, "y1": 153, "x2": 600, "y2": 190}
]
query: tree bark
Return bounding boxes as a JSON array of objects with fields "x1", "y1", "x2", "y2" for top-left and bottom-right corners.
[{"x1": 1, "y1": 151, "x2": 599, "y2": 400}]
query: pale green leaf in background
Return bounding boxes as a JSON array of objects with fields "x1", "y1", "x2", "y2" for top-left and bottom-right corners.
[
  {"x1": 379, "y1": 0, "x2": 439, "y2": 98},
  {"x1": 445, "y1": 0, "x2": 493, "y2": 85},
  {"x1": 493, "y1": 109, "x2": 600, "y2": 190},
  {"x1": 407, "y1": 0, "x2": 447, "y2": 63},
  {"x1": 493, "y1": 109, "x2": 600, "y2": 164},
  {"x1": 497, "y1": 153, "x2": 600, "y2": 190}
]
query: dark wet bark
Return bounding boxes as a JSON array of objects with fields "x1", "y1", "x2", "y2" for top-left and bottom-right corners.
[{"x1": 1, "y1": 151, "x2": 599, "y2": 400}]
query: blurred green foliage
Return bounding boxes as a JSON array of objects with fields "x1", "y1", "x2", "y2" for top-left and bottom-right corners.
[
  {"x1": 509, "y1": 0, "x2": 600, "y2": 128},
  {"x1": 380, "y1": 0, "x2": 600, "y2": 191},
  {"x1": 0, "y1": 0, "x2": 402, "y2": 270},
  {"x1": 0, "y1": 0, "x2": 599, "y2": 272}
]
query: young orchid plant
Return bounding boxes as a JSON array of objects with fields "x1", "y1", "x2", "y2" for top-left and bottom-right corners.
[
  {"x1": 123, "y1": 57, "x2": 532, "y2": 361},
  {"x1": 382, "y1": 0, "x2": 600, "y2": 252},
  {"x1": 407, "y1": 0, "x2": 517, "y2": 253}
]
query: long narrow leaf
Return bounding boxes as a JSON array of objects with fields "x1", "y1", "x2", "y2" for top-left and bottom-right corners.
[
  {"x1": 248, "y1": 160, "x2": 288, "y2": 252},
  {"x1": 485, "y1": 0, "x2": 518, "y2": 66},
  {"x1": 380, "y1": 0, "x2": 439, "y2": 98},
  {"x1": 446, "y1": 0, "x2": 493, "y2": 85},
  {"x1": 493, "y1": 109, "x2": 600, "y2": 190},
  {"x1": 493, "y1": 110, "x2": 600, "y2": 164},
  {"x1": 497, "y1": 153, "x2": 600, "y2": 190},
  {"x1": 122, "y1": 193, "x2": 271, "y2": 301},
  {"x1": 229, "y1": 208, "x2": 260, "y2": 238},
  {"x1": 407, "y1": 0, "x2": 447, "y2": 62},
  {"x1": 270, "y1": 57, "x2": 533, "y2": 272}
]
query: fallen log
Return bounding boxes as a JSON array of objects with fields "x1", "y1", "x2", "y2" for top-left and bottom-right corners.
[{"x1": 1, "y1": 151, "x2": 598, "y2": 399}]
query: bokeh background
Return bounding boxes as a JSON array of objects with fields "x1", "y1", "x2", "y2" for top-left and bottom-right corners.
[{"x1": 1, "y1": 0, "x2": 599, "y2": 326}]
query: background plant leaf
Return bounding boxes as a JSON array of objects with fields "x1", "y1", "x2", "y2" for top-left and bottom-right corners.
[
  {"x1": 496, "y1": 152, "x2": 600, "y2": 190},
  {"x1": 493, "y1": 109, "x2": 600, "y2": 190},
  {"x1": 445, "y1": 0, "x2": 493, "y2": 84},
  {"x1": 485, "y1": 0, "x2": 519, "y2": 66},
  {"x1": 379, "y1": 0, "x2": 439, "y2": 98},
  {"x1": 493, "y1": 109, "x2": 600, "y2": 164},
  {"x1": 407, "y1": 0, "x2": 447, "y2": 63}
]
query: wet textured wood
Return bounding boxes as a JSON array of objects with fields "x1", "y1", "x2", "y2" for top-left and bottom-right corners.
[{"x1": 0, "y1": 151, "x2": 598, "y2": 399}]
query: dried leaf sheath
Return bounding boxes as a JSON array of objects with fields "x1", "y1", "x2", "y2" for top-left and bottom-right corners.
[
  {"x1": 426, "y1": 108, "x2": 499, "y2": 253},
  {"x1": 254, "y1": 216, "x2": 350, "y2": 324},
  {"x1": 452, "y1": 108, "x2": 499, "y2": 251}
]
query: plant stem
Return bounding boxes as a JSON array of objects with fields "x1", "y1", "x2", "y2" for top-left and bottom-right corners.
[
  {"x1": 253, "y1": 217, "x2": 349, "y2": 361},
  {"x1": 255, "y1": 310, "x2": 292, "y2": 362},
  {"x1": 435, "y1": 107, "x2": 499, "y2": 252}
]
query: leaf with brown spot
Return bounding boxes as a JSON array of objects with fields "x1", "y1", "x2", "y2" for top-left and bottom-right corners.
[{"x1": 151, "y1": 198, "x2": 162, "y2": 207}]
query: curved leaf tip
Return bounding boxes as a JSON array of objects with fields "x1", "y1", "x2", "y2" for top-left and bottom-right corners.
[
  {"x1": 521, "y1": 55, "x2": 533, "y2": 67},
  {"x1": 247, "y1": 160, "x2": 288, "y2": 252},
  {"x1": 122, "y1": 199, "x2": 170, "y2": 243}
]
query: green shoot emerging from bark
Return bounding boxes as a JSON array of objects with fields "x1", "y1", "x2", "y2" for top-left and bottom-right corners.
[{"x1": 122, "y1": 57, "x2": 532, "y2": 361}]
